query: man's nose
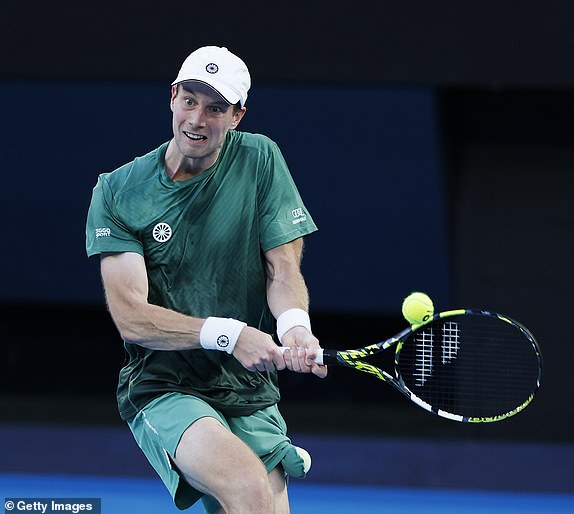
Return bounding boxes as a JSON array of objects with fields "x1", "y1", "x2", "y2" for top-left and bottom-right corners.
[{"x1": 188, "y1": 107, "x2": 207, "y2": 127}]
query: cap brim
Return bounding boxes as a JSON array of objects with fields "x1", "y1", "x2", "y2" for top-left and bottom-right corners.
[{"x1": 172, "y1": 77, "x2": 241, "y2": 106}]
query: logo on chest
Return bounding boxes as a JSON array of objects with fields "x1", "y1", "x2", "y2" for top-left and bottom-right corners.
[{"x1": 152, "y1": 222, "x2": 173, "y2": 243}]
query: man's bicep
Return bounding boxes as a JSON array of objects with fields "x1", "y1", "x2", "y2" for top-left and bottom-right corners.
[{"x1": 100, "y1": 252, "x2": 149, "y2": 309}]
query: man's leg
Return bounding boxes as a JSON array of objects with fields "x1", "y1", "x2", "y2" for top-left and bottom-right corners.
[
  {"x1": 174, "y1": 416, "x2": 278, "y2": 514},
  {"x1": 268, "y1": 466, "x2": 289, "y2": 513},
  {"x1": 210, "y1": 466, "x2": 289, "y2": 514}
]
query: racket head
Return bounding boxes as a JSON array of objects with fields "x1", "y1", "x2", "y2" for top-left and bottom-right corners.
[{"x1": 395, "y1": 310, "x2": 543, "y2": 423}]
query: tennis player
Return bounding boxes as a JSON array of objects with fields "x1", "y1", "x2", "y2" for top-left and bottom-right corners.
[{"x1": 85, "y1": 46, "x2": 327, "y2": 513}]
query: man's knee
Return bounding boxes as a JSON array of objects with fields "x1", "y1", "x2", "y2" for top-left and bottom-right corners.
[{"x1": 230, "y1": 470, "x2": 274, "y2": 512}]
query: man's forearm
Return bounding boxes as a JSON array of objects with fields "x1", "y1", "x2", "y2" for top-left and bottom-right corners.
[
  {"x1": 109, "y1": 300, "x2": 204, "y2": 350},
  {"x1": 266, "y1": 266, "x2": 310, "y2": 318}
]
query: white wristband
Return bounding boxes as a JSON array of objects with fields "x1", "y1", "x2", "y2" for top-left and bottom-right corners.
[
  {"x1": 276, "y1": 308, "x2": 311, "y2": 342},
  {"x1": 200, "y1": 317, "x2": 246, "y2": 354}
]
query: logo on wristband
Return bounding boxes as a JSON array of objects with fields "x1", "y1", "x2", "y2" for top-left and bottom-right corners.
[{"x1": 216, "y1": 335, "x2": 230, "y2": 349}]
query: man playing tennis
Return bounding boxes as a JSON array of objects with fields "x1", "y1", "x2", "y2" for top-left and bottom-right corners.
[{"x1": 86, "y1": 46, "x2": 327, "y2": 513}]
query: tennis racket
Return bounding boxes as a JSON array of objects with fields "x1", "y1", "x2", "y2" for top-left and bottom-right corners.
[{"x1": 311, "y1": 310, "x2": 542, "y2": 423}]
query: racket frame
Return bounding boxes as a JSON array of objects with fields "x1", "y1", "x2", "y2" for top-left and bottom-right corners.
[{"x1": 318, "y1": 309, "x2": 542, "y2": 423}]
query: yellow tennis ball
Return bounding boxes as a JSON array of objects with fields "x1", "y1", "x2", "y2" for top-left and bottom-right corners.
[{"x1": 402, "y1": 292, "x2": 434, "y2": 325}]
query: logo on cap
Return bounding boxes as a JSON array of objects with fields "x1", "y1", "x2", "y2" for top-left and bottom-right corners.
[{"x1": 206, "y1": 63, "x2": 219, "y2": 74}]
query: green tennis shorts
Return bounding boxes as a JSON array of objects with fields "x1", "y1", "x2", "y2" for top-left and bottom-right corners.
[{"x1": 127, "y1": 392, "x2": 310, "y2": 513}]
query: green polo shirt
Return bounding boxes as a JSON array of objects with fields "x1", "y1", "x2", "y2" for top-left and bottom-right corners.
[{"x1": 86, "y1": 130, "x2": 317, "y2": 420}]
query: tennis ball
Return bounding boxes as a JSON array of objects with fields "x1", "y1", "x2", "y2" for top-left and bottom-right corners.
[{"x1": 402, "y1": 292, "x2": 434, "y2": 325}]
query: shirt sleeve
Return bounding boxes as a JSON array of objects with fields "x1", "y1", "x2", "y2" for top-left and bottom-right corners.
[
  {"x1": 257, "y1": 141, "x2": 318, "y2": 252},
  {"x1": 85, "y1": 174, "x2": 144, "y2": 257}
]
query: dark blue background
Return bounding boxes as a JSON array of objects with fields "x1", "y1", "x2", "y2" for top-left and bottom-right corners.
[
  {"x1": 0, "y1": 81, "x2": 449, "y2": 313},
  {"x1": 2, "y1": 0, "x2": 574, "y2": 444}
]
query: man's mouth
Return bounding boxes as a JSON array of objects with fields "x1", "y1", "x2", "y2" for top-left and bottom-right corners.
[{"x1": 184, "y1": 131, "x2": 207, "y2": 141}]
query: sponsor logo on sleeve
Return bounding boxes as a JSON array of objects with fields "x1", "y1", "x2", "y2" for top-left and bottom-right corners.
[
  {"x1": 291, "y1": 207, "x2": 307, "y2": 225},
  {"x1": 95, "y1": 227, "x2": 111, "y2": 238}
]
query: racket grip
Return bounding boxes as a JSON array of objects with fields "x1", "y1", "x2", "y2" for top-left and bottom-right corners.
[{"x1": 278, "y1": 346, "x2": 325, "y2": 365}]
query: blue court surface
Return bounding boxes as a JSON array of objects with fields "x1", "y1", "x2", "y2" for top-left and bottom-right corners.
[
  {"x1": 2, "y1": 425, "x2": 574, "y2": 513},
  {"x1": 2, "y1": 473, "x2": 574, "y2": 514}
]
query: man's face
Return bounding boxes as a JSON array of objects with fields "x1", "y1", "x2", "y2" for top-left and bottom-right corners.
[{"x1": 170, "y1": 82, "x2": 245, "y2": 171}]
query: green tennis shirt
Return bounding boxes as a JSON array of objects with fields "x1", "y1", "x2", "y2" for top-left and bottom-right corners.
[{"x1": 86, "y1": 130, "x2": 317, "y2": 421}]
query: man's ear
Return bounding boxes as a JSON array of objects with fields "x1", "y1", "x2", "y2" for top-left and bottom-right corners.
[
  {"x1": 231, "y1": 107, "x2": 247, "y2": 129},
  {"x1": 169, "y1": 85, "x2": 178, "y2": 111}
]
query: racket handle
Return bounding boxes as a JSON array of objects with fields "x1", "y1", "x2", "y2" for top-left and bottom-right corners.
[{"x1": 278, "y1": 346, "x2": 325, "y2": 365}]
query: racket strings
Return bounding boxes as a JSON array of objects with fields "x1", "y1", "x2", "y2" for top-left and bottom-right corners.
[
  {"x1": 414, "y1": 330, "x2": 434, "y2": 386},
  {"x1": 440, "y1": 322, "x2": 461, "y2": 364},
  {"x1": 397, "y1": 316, "x2": 541, "y2": 418}
]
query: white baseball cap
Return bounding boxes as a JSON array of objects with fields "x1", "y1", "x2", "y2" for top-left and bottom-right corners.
[{"x1": 172, "y1": 46, "x2": 251, "y2": 107}]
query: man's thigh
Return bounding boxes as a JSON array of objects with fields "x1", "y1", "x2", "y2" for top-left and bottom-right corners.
[{"x1": 174, "y1": 415, "x2": 270, "y2": 494}]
